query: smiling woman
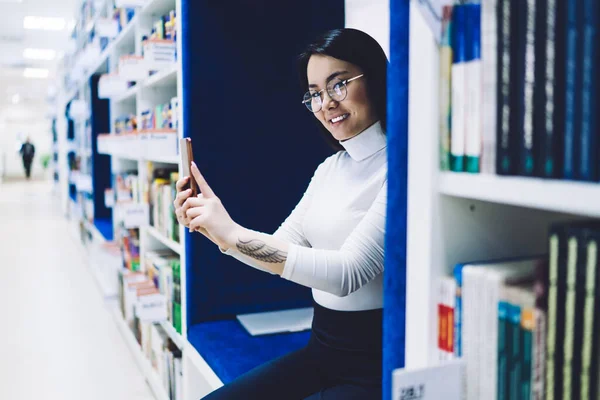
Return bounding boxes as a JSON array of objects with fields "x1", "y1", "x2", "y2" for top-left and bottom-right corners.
[{"x1": 174, "y1": 28, "x2": 389, "y2": 400}]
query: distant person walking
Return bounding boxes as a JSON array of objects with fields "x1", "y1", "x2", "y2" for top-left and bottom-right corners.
[{"x1": 20, "y1": 137, "x2": 35, "y2": 179}]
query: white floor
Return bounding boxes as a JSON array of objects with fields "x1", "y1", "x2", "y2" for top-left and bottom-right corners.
[{"x1": 0, "y1": 180, "x2": 155, "y2": 400}]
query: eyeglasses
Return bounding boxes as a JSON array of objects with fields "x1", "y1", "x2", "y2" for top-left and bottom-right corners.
[{"x1": 302, "y1": 74, "x2": 364, "y2": 113}]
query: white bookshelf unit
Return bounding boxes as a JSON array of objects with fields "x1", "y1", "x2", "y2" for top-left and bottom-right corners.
[
  {"x1": 55, "y1": 1, "x2": 223, "y2": 399},
  {"x1": 403, "y1": 0, "x2": 599, "y2": 385}
]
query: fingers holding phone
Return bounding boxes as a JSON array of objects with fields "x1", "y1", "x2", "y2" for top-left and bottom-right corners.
[{"x1": 174, "y1": 176, "x2": 193, "y2": 226}]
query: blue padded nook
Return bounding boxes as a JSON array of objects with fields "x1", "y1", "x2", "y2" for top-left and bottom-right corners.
[
  {"x1": 188, "y1": 320, "x2": 311, "y2": 385},
  {"x1": 383, "y1": 1, "x2": 410, "y2": 400},
  {"x1": 89, "y1": 74, "x2": 112, "y2": 223},
  {"x1": 180, "y1": 0, "x2": 345, "y2": 386},
  {"x1": 181, "y1": 0, "x2": 343, "y2": 322}
]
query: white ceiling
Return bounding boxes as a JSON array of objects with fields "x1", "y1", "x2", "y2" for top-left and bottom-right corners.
[{"x1": 0, "y1": 0, "x2": 78, "y2": 107}]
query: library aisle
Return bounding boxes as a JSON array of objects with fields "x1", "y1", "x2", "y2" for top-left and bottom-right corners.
[{"x1": 0, "y1": 180, "x2": 154, "y2": 400}]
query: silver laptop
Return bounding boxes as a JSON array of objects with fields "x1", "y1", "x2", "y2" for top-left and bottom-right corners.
[{"x1": 236, "y1": 307, "x2": 314, "y2": 336}]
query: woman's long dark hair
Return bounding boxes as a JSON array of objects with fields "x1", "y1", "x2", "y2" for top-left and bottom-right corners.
[{"x1": 298, "y1": 28, "x2": 388, "y2": 151}]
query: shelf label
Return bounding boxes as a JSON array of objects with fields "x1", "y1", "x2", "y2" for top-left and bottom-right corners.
[
  {"x1": 135, "y1": 293, "x2": 168, "y2": 323},
  {"x1": 392, "y1": 359, "x2": 464, "y2": 400},
  {"x1": 121, "y1": 203, "x2": 149, "y2": 228}
]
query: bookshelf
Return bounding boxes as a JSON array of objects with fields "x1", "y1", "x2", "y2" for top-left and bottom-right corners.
[
  {"x1": 439, "y1": 172, "x2": 600, "y2": 218},
  {"x1": 145, "y1": 225, "x2": 182, "y2": 254},
  {"x1": 391, "y1": 2, "x2": 600, "y2": 400}
]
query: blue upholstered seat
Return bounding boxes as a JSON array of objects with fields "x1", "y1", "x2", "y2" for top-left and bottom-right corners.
[{"x1": 188, "y1": 320, "x2": 311, "y2": 384}]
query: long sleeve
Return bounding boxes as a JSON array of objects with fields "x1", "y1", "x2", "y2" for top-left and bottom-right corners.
[{"x1": 281, "y1": 181, "x2": 386, "y2": 297}]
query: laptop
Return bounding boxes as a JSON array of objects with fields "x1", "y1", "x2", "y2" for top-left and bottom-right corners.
[{"x1": 236, "y1": 307, "x2": 314, "y2": 336}]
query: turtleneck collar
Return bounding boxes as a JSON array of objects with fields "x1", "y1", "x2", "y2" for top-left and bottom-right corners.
[{"x1": 338, "y1": 121, "x2": 386, "y2": 161}]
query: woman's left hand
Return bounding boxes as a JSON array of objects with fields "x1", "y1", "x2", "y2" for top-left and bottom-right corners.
[{"x1": 183, "y1": 162, "x2": 239, "y2": 250}]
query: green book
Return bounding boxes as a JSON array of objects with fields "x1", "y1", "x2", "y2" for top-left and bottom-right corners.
[
  {"x1": 172, "y1": 259, "x2": 182, "y2": 334},
  {"x1": 498, "y1": 299, "x2": 510, "y2": 400}
]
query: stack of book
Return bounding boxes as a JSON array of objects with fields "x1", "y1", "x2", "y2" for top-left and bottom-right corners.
[
  {"x1": 439, "y1": 0, "x2": 600, "y2": 182},
  {"x1": 149, "y1": 168, "x2": 179, "y2": 243},
  {"x1": 437, "y1": 221, "x2": 600, "y2": 399},
  {"x1": 118, "y1": 249, "x2": 183, "y2": 399}
]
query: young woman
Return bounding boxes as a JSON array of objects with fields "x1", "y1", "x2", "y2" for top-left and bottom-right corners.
[{"x1": 174, "y1": 28, "x2": 388, "y2": 400}]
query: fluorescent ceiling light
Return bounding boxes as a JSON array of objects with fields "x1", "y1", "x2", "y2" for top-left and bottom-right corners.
[
  {"x1": 23, "y1": 48, "x2": 56, "y2": 60},
  {"x1": 24, "y1": 68, "x2": 49, "y2": 79},
  {"x1": 23, "y1": 16, "x2": 66, "y2": 31}
]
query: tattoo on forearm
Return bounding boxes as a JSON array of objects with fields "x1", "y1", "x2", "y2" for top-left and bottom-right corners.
[{"x1": 236, "y1": 239, "x2": 287, "y2": 263}]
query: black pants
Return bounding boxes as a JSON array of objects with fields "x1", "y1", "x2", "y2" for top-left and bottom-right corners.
[
  {"x1": 23, "y1": 158, "x2": 32, "y2": 178},
  {"x1": 202, "y1": 302, "x2": 382, "y2": 400}
]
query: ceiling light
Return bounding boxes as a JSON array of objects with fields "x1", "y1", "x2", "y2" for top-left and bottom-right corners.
[
  {"x1": 23, "y1": 48, "x2": 56, "y2": 60},
  {"x1": 24, "y1": 68, "x2": 49, "y2": 79},
  {"x1": 12, "y1": 94, "x2": 20, "y2": 104},
  {"x1": 0, "y1": 0, "x2": 24, "y2": 3},
  {"x1": 23, "y1": 16, "x2": 66, "y2": 31}
]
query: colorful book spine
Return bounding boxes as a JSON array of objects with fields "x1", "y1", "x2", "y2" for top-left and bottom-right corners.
[
  {"x1": 465, "y1": 4, "x2": 482, "y2": 173},
  {"x1": 508, "y1": 296, "x2": 523, "y2": 400},
  {"x1": 562, "y1": 233, "x2": 579, "y2": 399},
  {"x1": 520, "y1": 0, "x2": 536, "y2": 176},
  {"x1": 440, "y1": 6, "x2": 453, "y2": 171},
  {"x1": 532, "y1": 260, "x2": 548, "y2": 400},
  {"x1": 511, "y1": 0, "x2": 527, "y2": 177},
  {"x1": 580, "y1": 230, "x2": 600, "y2": 400},
  {"x1": 453, "y1": 263, "x2": 465, "y2": 357},
  {"x1": 451, "y1": 5, "x2": 467, "y2": 172},
  {"x1": 562, "y1": 0, "x2": 581, "y2": 179},
  {"x1": 577, "y1": 0, "x2": 599, "y2": 181},
  {"x1": 496, "y1": 0, "x2": 516, "y2": 174},
  {"x1": 498, "y1": 295, "x2": 510, "y2": 400},
  {"x1": 521, "y1": 292, "x2": 536, "y2": 400},
  {"x1": 546, "y1": 224, "x2": 567, "y2": 400},
  {"x1": 481, "y1": 0, "x2": 498, "y2": 175}
]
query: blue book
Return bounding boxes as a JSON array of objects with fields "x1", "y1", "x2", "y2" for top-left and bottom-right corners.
[
  {"x1": 577, "y1": 0, "x2": 599, "y2": 181},
  {"x1": 563, "y1": 0, "x2": 582, "y2": 180}
]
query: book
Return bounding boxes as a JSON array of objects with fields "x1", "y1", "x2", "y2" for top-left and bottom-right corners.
[
  {"x1": 577, "y1": 0, "x2": 599, "y2": 181},
  {"x1": 533, "y1": 0, "x2": 552, "y2": 178},
  {"x1": 562, "y1": 0, "x2": 582, "y2": 180},
  {"x1": 440, "y1": 6, "x2": 453, "y2": 172},
  {"x1": 532, "y1": 259, "x2": 549, "y2": 400},
  {"x1": 496, "y1": 0, "x2": 517, "y2": 175},
  {"x1": 481, "y1": 258, "x2": 542, "y2": 400},
  {"x1": 546, "y1": 223, "x2": 569, "y2": 400},
  {"x1": 481, "y1": 0, "x2": 498, "y2": 175},
  {"x1": 580, "y1": 228, "x2": 600, "y2": 400},
  {"x1": 520, "y1": 290, "x2": 536, "y2": 400},
  {"x1": 451, "y1": 5, "x2": 468, "y2": 172},
  {"x1": 438, "y1": 276, "x2": 456, "y2": 361},
  {"x1": 465, "y1": 4, "x2": 482, "y2": 173},
  {"x1": 520, "y1": 0, "x2": 537, "y2": 176}
]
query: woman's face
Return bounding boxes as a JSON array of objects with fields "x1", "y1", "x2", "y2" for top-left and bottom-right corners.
[{"x1": 306, "y1": 55, "x2": 378, "y2": 141}]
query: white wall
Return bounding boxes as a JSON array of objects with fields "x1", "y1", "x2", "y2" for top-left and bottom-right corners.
[
  {"x1": 0, "y1": 103, "x2": 53, "y2": 180},
  {"x1": 345, "y1": 0, "x2": 390, "y2": 59}
]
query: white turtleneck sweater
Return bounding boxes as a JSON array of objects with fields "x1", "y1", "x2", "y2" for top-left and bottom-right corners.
[{"x1": 223, "y1": 121, "x2": 387, "y2": 311}]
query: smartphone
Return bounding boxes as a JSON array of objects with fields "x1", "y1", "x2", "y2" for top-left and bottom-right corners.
[{"x1": 180, "y1": 137, "x2": 198, "y2": 197}]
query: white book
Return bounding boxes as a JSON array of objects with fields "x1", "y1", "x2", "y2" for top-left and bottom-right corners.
[
  {"x1": 462, "y1": 266, "x2": 484, "y2": 400},
  {"x1": 481, "y1": 0, "x2": 498, "y2": 174}
]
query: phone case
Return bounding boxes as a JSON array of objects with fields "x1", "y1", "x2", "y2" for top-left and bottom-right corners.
[{"x1": 180, "y1": 138, "x2": 198, "y2": 197}]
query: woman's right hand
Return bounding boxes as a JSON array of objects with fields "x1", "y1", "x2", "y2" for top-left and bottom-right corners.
[{"x1": 174, "y1": 176, "x2": 193, "y2": 227}]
